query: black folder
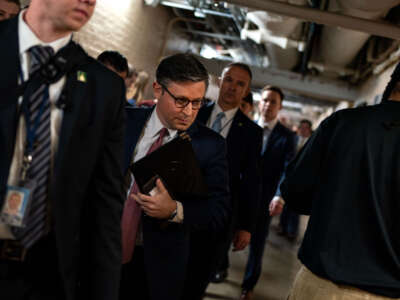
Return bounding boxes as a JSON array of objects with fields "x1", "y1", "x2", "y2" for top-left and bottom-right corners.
[{"x1": 130, "y1": 134, "x2": 208, "y2": 200}]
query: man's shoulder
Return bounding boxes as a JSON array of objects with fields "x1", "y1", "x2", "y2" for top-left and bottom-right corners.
[
  {"x1": 126, "y1": 106, "x2": 153, "y2": 120},
  {"x1": 235, "y1": 110, "x2": 263, "y2": 134},
  {"x1": 79, "y1": 53, "x2": 124, "y2": 85},
  {"x1": 191, "y1": 121, "x2": 225, "y2": 145},
  {"x1": 0, "y1": 16, "x2": 17, "y2": 33},
  {"x1": 276, "y1": 122, "x2": 296, "y2": 138}
]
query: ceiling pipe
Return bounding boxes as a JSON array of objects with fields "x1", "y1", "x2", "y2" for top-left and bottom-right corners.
[
  {"x1": 224, "y1": 0, "x2": 400, "y2": 40},
  {"x1": 179, "y1": 29, "x2": 243, "y2": 41},
  {"x1": 158, "y1": 17, "x2": 207, "y2": 62},
  {"x1": 317, "y1": 0, "x2": 400, "y2": 68},
  {"x1": 159, "y1": 0, "x2": 234, "y2": 18}
]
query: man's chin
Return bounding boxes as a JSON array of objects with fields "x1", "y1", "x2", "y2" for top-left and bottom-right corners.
[{"x1": 174, "y1": 122, "x2": 191, "y2": 131}]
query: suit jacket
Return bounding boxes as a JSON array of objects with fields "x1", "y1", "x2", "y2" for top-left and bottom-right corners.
[
  {"x1": 260, "y1": 121, "x2": 296, "y2": 210},
  {"x1": 124, "y1": 107, "x2": 230, "y2": 300},
  {"x1": 197, "y1": 103, "x2": 263, "y2": 233},
  {"x1": 0, "y1": 17, "x2": 126, "y2": 300}
]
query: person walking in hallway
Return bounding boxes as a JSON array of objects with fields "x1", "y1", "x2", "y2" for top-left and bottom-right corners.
[
  {"x1": 0, "y1": 1, "x2": 126, "y2": 299},
  {"x1": 281, "y1": 63, "x2": 400, "y2": 300}
]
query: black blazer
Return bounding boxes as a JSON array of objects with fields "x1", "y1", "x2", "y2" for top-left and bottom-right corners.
[
  {"x1": 260, "y1": 121, "x2": 296, "y2": 209},
  {"x1": 197, "y1": 103, "x2": 263, "y2": 233},
  {"x1": 124, "y1": 107, "x2": 230, "y2": 300},
  {"x1": 0, "y1": 17, "x2": 126, "y2": 300}
]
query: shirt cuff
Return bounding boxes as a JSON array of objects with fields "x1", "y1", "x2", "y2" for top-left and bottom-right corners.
[
  {"x1": 169, "y1": 201, "x2": 184, "y2": 223},
  {"x1": 272, "y1": 196, "x2": 285, "y2": 206}
]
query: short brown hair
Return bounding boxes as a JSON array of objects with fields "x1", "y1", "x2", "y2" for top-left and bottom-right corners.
[
  {"x1": 6, "y1": 0, "x2": 20, "y2": 6},
  {"x1": 261, "y1": 85, "x2": 284, "y2": 102}
]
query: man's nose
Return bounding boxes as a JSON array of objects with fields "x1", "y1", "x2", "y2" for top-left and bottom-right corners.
[{"x1": 182, "y1": 102, "x2": 193, "y2": 116}]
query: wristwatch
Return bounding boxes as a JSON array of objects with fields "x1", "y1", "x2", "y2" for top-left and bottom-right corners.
[{"x1": 168, "y1": 207, "x2": 178, "y2": 220}]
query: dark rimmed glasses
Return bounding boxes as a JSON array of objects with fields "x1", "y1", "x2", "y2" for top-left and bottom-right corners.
[{"x1": 160, "y1": 83, "x2": 204, "y2": 110}]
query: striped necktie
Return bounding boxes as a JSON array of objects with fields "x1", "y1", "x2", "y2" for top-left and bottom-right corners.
[{"x1": 14, "y1": 45, "x2": 54, "y2": 248}]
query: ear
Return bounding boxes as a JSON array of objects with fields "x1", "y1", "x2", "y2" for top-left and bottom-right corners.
[
  {"x1": 217, "y1": 76, "x2": 222, "y2": 88},
  {"x1": 153, "y1": 81, "x2": 162, "y2": 99}
]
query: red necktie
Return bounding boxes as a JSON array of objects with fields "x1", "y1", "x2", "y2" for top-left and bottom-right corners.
[{"x1": 121, "y1": 128, "x2": 169, "y2": 264}]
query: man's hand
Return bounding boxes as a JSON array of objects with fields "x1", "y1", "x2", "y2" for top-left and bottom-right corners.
[
  {"x1": 232, "y1": 230, "x2": 251, "y2": 251},
  {"x1": 269, "y1": 196, "x2": 285, "y2": 216},
  {"x1": 132, "y1": 179, "x2": 177, "y2": 219}
]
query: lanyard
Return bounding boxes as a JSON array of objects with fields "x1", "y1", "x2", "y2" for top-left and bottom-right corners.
[{"x1": 18, "y1": 64, "x2": 50, "y2": 181}]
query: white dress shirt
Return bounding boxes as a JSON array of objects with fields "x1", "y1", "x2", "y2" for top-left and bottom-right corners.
[
  {"x1": 1, "y1": 11, "x2": 71, "y2": 239},
  {"x1": 207, "y1": 103, "x2": 238, "y2": 138},
  {"x1": 258, "y1": 117, "x2": 278, "y2": 155}
]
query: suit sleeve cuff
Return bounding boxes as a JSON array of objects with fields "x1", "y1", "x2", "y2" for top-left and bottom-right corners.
[{"x1": 169, "y1": 201, "x2": 184, "y2": 223}]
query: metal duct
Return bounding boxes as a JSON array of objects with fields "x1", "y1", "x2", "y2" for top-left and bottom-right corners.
[
  {"x1": 317, "y1": 0, "x2": 400, "y2": 68},
  {"x1": 241, "y1": 0, "x2": 308, "y2": 69}
]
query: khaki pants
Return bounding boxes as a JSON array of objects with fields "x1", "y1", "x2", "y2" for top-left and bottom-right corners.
[{"x1": 288, "y1": 266, "x2": 399, "y2": 300}]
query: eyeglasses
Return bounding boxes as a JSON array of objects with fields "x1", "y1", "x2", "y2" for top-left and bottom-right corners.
[{"x1": 160, "y1": 83, "x2": 204, "y2": 110}]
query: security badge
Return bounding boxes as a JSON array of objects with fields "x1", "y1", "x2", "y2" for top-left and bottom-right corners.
[{"x1": 1, "y1": 155, "x2": 37, "y2": 228}]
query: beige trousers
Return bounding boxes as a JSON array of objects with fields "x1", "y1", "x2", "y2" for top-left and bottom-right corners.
[{"x1": 288, "y1": 266, "x2": 399, "y2": 300}]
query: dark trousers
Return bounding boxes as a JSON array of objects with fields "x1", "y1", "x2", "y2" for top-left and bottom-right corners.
[
  {"x1": 182, "y1": 231, "x2": 221, "y2": 300},
  {"x1": 214, "y1": 224, "x2": 236, "y2": 272},
  {"x1": 120, "y1": 246, "x2": 150, "y2": 300},
  {"x1": 242, "y1": 212, "x2": 272, "y2": 291},
  {"x1": 0, "y1": 234, "x2": 64, "y2": 300},
  {"x1": 279, "y1": 206, "x2": 299, "y2": 236}
]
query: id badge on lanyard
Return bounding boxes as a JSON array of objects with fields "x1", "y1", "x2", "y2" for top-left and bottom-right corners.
[{"x1": 1, "y1": 68, "x2": 48, "y2": 228}]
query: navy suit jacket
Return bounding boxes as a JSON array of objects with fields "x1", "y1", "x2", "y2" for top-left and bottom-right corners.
[
  {"x1": 0, "y1": 17, "x2": 125, "y2": 300},
  {"x1": 197, "y1": 103, "x2": 263, "y2": 233},
  {"x1": 260, "y1": 121, "x2": 296, "y2": 210},
  {"x1": 124, "y1": 107, "x2": 230, "y2": 300}
]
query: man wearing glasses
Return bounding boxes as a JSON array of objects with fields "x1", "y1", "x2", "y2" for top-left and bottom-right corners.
[{"x1": 119, "y1": 53, "x2": 230, "y2": 300}]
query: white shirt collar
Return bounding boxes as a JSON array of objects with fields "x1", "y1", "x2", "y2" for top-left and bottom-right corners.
[
  {"x1": 215, "y1": 102, "x2": 239, "y2": 121},
  {"x1": 18, "y1": 9, "x2": 72, "y2": 57},
  {"x1": 147, "y1": 106, "x2": 177, "y2": 138},
  {"x1": 258, "y1": 117, "x2": 278, "y2": 131}
]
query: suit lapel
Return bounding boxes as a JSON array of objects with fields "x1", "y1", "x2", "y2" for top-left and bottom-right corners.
[
  {"x1": 197, "y1": 102, "x2": 214, "y2": 125},
  {"x1": 226, "y1": 109, "x2": 244, "y2": 150},
  {"x1": 124, "y1": 108, "x2": 153, "y2": 170},
  {"x1": 265, "y1": 122, "x2": 282, "y2": 153},
  {"x1": 0, "y1": 17, "x2": 19, "y2": 109},
  {"x1": 0, "y1": 18, "x2": 20, "y2": 203},
  {"x1": 54, "y1": 67, "x2": 92, "y2": 177}
]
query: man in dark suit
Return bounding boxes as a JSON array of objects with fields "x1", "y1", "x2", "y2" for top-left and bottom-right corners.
[
  {"x1": 241, "y1": 86, "x2": 296, "y2": 300},
  {"x1": 185, "y1": 63, "x2": 262, "y2": 297},
  {"x1": 119, "y1": 53, "x2": 230, "y2": 300},
  {"x1": 281, "y1": 64, "x2": 400, "y2": 300},
  {"x1": 0, "y1": 1, "x2": 125, "y2": 300}
]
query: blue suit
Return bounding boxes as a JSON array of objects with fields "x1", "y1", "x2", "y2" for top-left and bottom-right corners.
[
  {"x1": 242, "y1": 121, "x2": 296, "y2": 291},
  {"x1": 121, "y1": 107, "x2": 230, "y2": 300}
]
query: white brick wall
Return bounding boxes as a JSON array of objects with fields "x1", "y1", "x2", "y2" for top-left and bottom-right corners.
[{"x1": 74, "y1": 0, "x2": 176, "y2": 98}]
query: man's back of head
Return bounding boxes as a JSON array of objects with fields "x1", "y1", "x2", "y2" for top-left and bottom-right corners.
[{"x1": 97, "y1": 50, "x2": 129, "y2": 80}]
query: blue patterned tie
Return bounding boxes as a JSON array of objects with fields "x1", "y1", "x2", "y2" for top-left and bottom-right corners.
[
  {"x1": 15, "y1": 45, "x2": 54, "y2": 248},
  {"x1": 211, "y1": 112, "x2": 225, "y2": 133}
]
